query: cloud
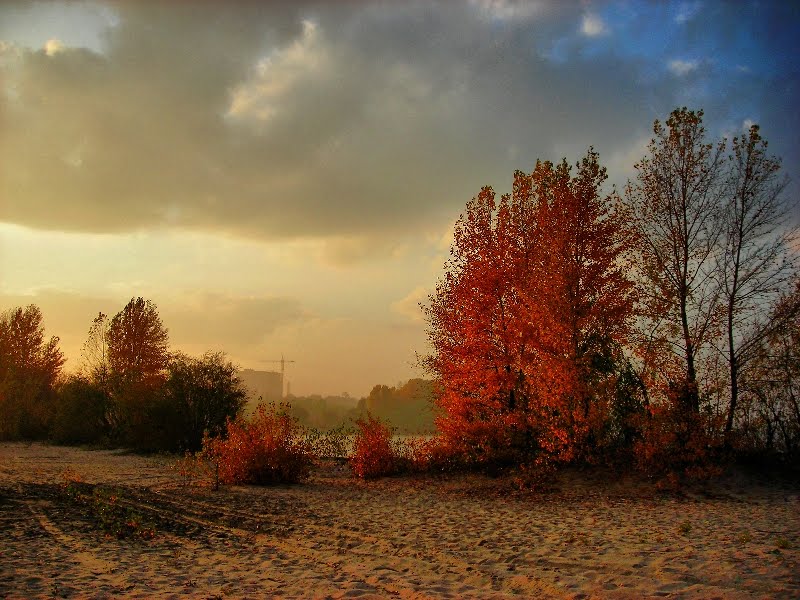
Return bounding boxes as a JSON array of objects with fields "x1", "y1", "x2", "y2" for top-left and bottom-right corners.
[
  {"x1": 162, "y1": 292, "x2": 312, "y2": 350},
  {"x1": 580, "y1": 14, "x2": 607, "y2": 37},
  {"x1": 0, "y1": 1, "x2": 119, "y2": 54},
  {"x1": 0, "y1": 2, "x2": 796, "y2": 249},
  {"x1": 43, "y1": 38, "x2": 64, "y2": 56},
  {"x1": 227, "y1": 19, "x2": 325, "y2": 123},
  {"x1": 674, "y1": 1, "x2": 702, "y2": 24},
  {"x1": 603, "y1": 134, "x2": 652, "y2": 189},
  {"x1": 315, "y1": 233, "x2": 417, "y2": 267},
  {"x1": 667, "y1": 58, "x2": 699, "y2": 76},
  {"x1": 391, "y1": 286, "x2": 429, "y2": 324},
  {"x1": 469, "y1": 0, "x2": 547, "y2": 22}
]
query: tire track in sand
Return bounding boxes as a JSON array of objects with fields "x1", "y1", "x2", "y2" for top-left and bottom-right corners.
[
  {"x1": 23, "y1": 498, "x2": 115, "y2": 573},
  {"x1": 88, "y1": 486, "x2": 422, "y2": 598},
  {"x1": 117, "y1": 486, "x2": 564, "y2": 598}
]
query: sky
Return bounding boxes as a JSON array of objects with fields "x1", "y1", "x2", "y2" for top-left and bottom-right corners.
[{"x1": 1, "y1": 0, "x2": 798, "y2": 397}]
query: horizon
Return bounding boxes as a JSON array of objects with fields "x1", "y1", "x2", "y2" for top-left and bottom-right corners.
[{"x1": 1, "y1": 1, "x2": 798, "y2": 398}]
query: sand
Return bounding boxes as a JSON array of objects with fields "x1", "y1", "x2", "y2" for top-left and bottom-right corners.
[{"x1": 1, "y1": 442, "x2": 798, "y2": 599}]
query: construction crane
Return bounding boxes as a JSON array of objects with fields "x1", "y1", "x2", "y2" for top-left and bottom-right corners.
[{"x1": 260, "y1": 354, "x2": 296, "y2": 397}]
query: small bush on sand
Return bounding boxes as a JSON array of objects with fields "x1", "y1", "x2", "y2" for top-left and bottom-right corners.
[
  {"x1": 634, "y1": 382, "x2": 723, "y2": 489},
  {"x1": 350, "y1": 413, "x2": 398, "y2": 479},
  {"x1": 202, "y1": 402, "x2": 314, "y2": 485},
  {"x1": 173, "y1": 450, "x2": 219, "y2": 489},
  {"x1": 348, "y1": 424, "x2": 466, "y2": 479}
]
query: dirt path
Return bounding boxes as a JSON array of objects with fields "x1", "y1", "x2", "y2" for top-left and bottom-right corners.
[{"x1": 1, "y1": 443, "x2": 798, "y2": 599}]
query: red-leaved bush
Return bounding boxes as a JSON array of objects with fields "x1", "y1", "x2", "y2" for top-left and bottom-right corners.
[
  {"x1": 349, "y1": 413, "x2": 398, "y2": 479},
  {"x1": 202, "y1": 402, "x2": 313, "y2": 485},
  {"x1": 349, "y1": 415, "x2": 464, "y2": 479},
  {"x1": 634, "y1": 383, "x2": 724, "y2": 489},
  {"x1": 401, "y1": 435, "x2": 463, "y2": 474}
]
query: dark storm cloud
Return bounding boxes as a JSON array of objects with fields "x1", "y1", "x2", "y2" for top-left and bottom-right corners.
[{"x1": 1, "y1": 1, "x2": 797, "y2": 241}]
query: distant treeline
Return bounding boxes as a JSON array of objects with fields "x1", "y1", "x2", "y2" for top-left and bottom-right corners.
[
  {"x1": 284, "y1": 379, "x2": 436, "y2": 433},
  {"x1": 0, "y1": 298, "x2": 437, "y2": 452},
  {"x1": 0, "y1": 299, "x2": 247, "y2": 453}
]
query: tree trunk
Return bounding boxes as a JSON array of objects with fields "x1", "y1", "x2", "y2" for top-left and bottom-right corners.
[
  {"x1": 725, "y1": 300, "x2": 738, "y2": 440},
  {"x1": 681, "y1": 291, "x2": 700, "y2": 413}
]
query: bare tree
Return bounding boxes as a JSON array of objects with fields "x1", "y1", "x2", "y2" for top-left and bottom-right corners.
[
  {"x1": 626, "y1": 108, "x2": 726, "y2": 412},
  {"x1": 79, "y1": 312, "x2": 111, "y2": 394},
  {"x1": 741, "y1": 280, "x2": 800, "y2": 455},
  {"x1": 720, "y1": 125, "x2": 797, "y2": 438}
]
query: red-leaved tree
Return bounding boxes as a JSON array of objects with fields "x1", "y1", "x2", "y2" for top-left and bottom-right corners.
[
  {"x1": 106, "y1": 297, "x2": 170, "y2": 446},
  {"x1": 0, "y1": 305, "x2": 65, "y2": 439},
  {"x1": 423, "y1": 149, "x2": 637, "y2": 470}
]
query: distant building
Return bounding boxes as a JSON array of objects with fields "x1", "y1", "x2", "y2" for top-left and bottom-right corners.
[{"x1": 239, "y1": 369, "x2": 283, "y2": 413}]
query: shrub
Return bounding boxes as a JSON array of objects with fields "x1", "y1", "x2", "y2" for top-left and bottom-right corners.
[
  {"x1": 513, "y1": 454, "x2": 558, "y2": 491},
  {"x1": 634, "y1": 382, "x2": 724, "y2": 488},
  {"x1": 118, "y1": 384, "x2": 183, "y2": 453},
  {"x1": 163, "y1": 352, "x2": 247, "y2": 452},
  {"x1": 587, "y1": 361, "x2": 647, "y2": 465},
  {"x1": 202, "y1": 402, "x2": 313, "y2": 485},
  {"x1": 349, "y1": 413, "x2": 398, "y2": 479},
  {"x1": 401, "y1": 435, "x2": 463, "y2": 474},
  {"x1": 51, "y1": 375, "x2": 110, "y2": 445},
  {"x1": 174, "y1": 450, "x2": 219, "y2": 489}
]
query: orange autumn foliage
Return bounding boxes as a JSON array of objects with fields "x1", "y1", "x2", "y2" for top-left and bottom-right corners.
[
  {"x1": 202, "y1": 402, "x2": 313, "y2": 485},
  {"x1": 424, "y1": 149, "x2": 637, "y2": 469},
  {"x1": 348, "y1": 414, "x2": 466, "y2": 479},
  {"x1": 349, "y1": 413, "x2": 399, "y2": 479},
  {"x1": 633, "y1": 380, "x2": 725, "y2": 488}
]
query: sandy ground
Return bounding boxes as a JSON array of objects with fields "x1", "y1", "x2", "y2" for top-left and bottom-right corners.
[{"x1": 0, "y1": 443, "x2": 798, "y2": 599}]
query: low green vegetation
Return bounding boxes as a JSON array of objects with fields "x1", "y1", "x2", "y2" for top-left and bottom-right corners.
[{"x1": 60, "y1": 475, "x2": 156, "y2": 540}]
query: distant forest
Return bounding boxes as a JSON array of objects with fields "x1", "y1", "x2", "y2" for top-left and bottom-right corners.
[
  {"x1": 0, "y1": 295, "x2": 435, "y2": 453},
  {"x1": 281, "y1": 379, "x2": 436, "y2": 433}
]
